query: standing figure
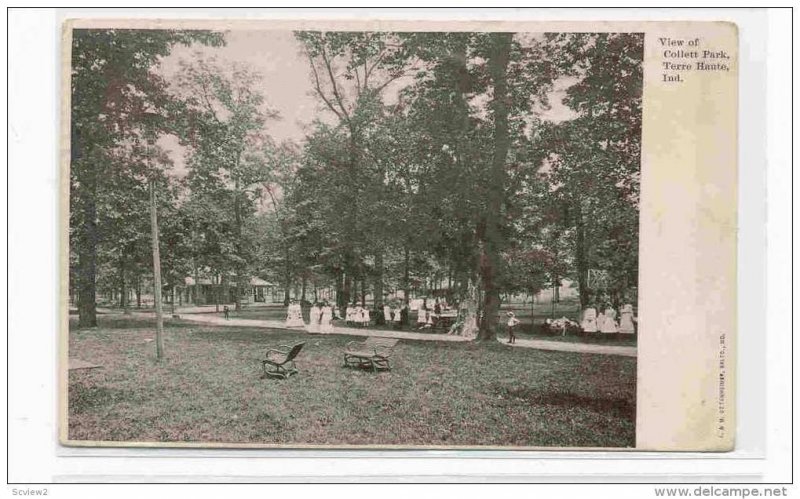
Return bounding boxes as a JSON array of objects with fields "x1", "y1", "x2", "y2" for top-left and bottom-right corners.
[
  {"x1": 319, "y1": 301, "x2": 334, "y2": 334},
  {"x1": 581, "y1": 306, "x2": 598, "y2": 333},
  {"x1": 223, "y1": 305, "x2": 230, "y2": 320},
  {"x1": 417, "y1": 302, "x2": 428, "y2": 329},
  {"x1": 506, "y1": 311, "x2": 521, "y2": 344},
  {"x1": 360, "y1": 306, "x2": 370, "y2": 327},
  {"x1": 383, "y1": 304, "x2": 392, "y2": 325},
  {"x1": 392, "y1": 306, "x2": 402, "y2": 329},
  {"x1": 285, "y1": 300, "x2": 305, "y2": 328},
  {"x1": 307, "y1": 302, "x2": 321, "y2": 333},
  {"x1": 345, "y1": 304, "x2": 355, "y2": 326},
  {"x1": 600, "y1": 305, "x2": 618, "y2": 334},
  {"x1": 619, "y1": 304, "x2": 636, "y2": 334},
  {"x1": 355, "y1": 305, "x2": 369, "y2": 327}
]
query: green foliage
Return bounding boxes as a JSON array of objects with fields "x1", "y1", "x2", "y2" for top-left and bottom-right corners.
[
  {"x1": 70, "y1": 28, "x2": 224, "y2": 323},
  {"x1": 70, "y1": 29, "x2": 642, "y2": 326}
]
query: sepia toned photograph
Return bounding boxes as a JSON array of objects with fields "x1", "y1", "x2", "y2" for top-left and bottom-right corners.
[{"x1": 64, "y1": 22, "x2": 645, "y2": 448}]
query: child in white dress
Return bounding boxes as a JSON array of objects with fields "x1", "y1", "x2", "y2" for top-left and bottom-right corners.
[
  {"x1": 307, "y1": 303, "x2": 321, "y2": 333},
  {"x1": 581, "y1": 306, "x2": 598, "y2": 333},
  {"x1": 600, "y1": 306, "x2": 618, "y2": 334},
  {"x1": 619, "y1": 304, "x2": 636, "y2": 334}
]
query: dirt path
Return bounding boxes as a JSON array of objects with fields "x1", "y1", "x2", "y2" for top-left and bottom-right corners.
[{"x1": 175, "y1": 311, "x2": 637, "y2": 357}]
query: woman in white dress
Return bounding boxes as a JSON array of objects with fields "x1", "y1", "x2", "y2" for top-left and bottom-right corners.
[
  {"x1": 392, "y1": 306, "x2": 402, "y2": 328},
  {"x1": 344, "y1": 305, "x2": 351, "y2": 326},
  {"x1": 307, "y1": 302, "x2": 321, "y2": 333},
  {"x1": 319, "y1": 301, "x2": 334, "y2": 333},
  {"x1": 285, "y1": 300, "x2": 305, "y2": 328},
  {"x1": 383, "y1": 304, "x2": 392, "y2": 325},
  {"x1": 581, "y1": 306, "x2": 598, "y2": 333},
  {"x1": 417, "y1": 302, "x2": 428, "y2": 328},
  {"x1": 619, "y1": 304, "x2": 636, "y2": 334},
  {"x1": 600, "y1": 306, "x2": 618, "y2": 334}
]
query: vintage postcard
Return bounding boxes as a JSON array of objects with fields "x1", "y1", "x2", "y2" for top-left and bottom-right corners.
[{"x1": 61, "y1": 18, "x2": 737, "y2": 451}]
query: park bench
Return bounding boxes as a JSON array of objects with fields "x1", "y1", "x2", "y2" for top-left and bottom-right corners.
[
  {"x1": 262, "y1": 342, "x2": 305, "y2": 379},
  {"x1": 343, "y1": 337, "x2": 399, "y2": 372}
]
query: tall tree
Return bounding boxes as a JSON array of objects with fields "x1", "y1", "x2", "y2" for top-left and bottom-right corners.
[
  {"x1": 70, "y1": 28, "x2": 223, "y2": 327},
  {"x1": 174, "y1": 55, "x2": 278, "y2": 310}
]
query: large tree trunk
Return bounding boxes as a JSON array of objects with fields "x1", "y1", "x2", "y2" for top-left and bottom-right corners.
[
  {"x1": 77, "y1": 180, "x2": 98, "y2": 328},
  {"x1": 345, "y1": 273, "x2": 354, "y2": 305},
  {"x1": 119, "y1": 249, "x2": 129, "y2": 314},
  {"x1": 283, "y1": 250, "x2": 291, "y2": 305},
  {"x1": 360, "y1": 277, "x2": 366, "y2": 307},
  {"x1": 149, "y1": 179, "x2": 165, "y2": 360},
  {"x1": 402, "y1": 246, "x2": 410, "y2": 305},
  {"x1": 575, "y1": 203, "x2": 590, "y2": 309},
  {"x1": 476, "y1": 33, "x2": 513, "y2": 341},
  {"x1": 233, "y1": 176, "x2": 245, "y2": 312},
  {"x1": 373, "y1": 250, "x2": 384, "y2": 311},
  {"x1": 334, "y1": 269, "x2": 344, "y2": 309},
  {"x1": 136, "y1": 273, "x2": 142, "y2": 308}
]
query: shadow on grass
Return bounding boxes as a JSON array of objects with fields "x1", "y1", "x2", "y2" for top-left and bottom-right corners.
[{"x1": 493, "y1": 385, "x2": 636, "y2": 421}]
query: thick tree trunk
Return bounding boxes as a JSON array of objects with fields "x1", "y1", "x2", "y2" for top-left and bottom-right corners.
[
  {"x1": 136, "y1": 274, "x2": 141, "y2": 308},
  {"x1": 301, "y1": 275, "x2": 307, "y2": 303},
  {"x1": 335, "y1": 269, "x2": 345, "y2": 309},
  {"x1": 476, "y1": 33, "x2": 513, "y2": 341},
  {"x1": 118, "y1": 251, "x2": 125, "y2": 309},
  {"x1": 553, "y1": 277, "x2": 560, "y2": 303},
  {"x1": 373, "y1": 250, "x2": 384, "y2": 311},
  {"x1": 191, "y1": 261, "x2": 199, "y2": 305},
  {"x1": 360, "y1": 277, "x2": 366, "y2": 307},
  {"x1": 149, "y1": 179, "x2": 165, "y2": 360},
  {"x1": 233, "y1": 175, "x2": 245, "y2": 312},
  {"x1": 575, "y1": 204, "x2": 590, "y2": 310},
  {"x1": 77, "y1": 183, "x2": 98, "y2": 328},
  {"x1": 215, "y1": 275, "x2": 220, "y2": 313},
  {"x1": 345, "y1": 273, "x2": 354, "y2": 305},
  {"x1": 403, "y1": 246, "x2": 410, "y2": 305},
  {"x1": 283, "y1": 251, "x2": 291, "y2": 305}
]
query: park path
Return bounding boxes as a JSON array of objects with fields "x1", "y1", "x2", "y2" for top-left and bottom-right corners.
[
  {"x1": 93, "y1": 307, "x2": 637, "y2": 357},
  {"x1": 178, "y1": 313, "x2": 470, "y2": 343},
  {"x1": 175, "y1": 312, "x2": 637, "y2": 357}
]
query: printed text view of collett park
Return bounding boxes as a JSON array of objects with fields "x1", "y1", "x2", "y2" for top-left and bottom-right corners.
[{"x1": 67, "y1": 27, "x2": 642, "y2": 448}]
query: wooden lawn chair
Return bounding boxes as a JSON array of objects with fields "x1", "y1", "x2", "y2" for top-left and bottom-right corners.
[
  {"x1": 343, "y1": 337, "x2": 399, "y2": 372},
  {"x1": 262, "y1": 342, "x2": 305, "y2": 379}
]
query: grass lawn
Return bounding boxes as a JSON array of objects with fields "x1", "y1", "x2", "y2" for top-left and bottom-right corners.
[{"x1": 68, "y1": 315, "x2": 636, "y2": 448}]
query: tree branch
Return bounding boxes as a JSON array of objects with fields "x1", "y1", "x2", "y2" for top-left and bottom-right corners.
[
  {"x1": 319, "y1": 45, "x2": 350, "y2": 121},
  {"x1": 307, "y1": 51, "x2": 344, "y2": 122}
]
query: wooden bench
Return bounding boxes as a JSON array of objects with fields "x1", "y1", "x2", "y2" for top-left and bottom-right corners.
[
  {"x1": 262, "y1": 342, "x2": 305, "y2": 379},
  {"x1": 343, "y1": 337, "x2": 399, "y2": 372}
]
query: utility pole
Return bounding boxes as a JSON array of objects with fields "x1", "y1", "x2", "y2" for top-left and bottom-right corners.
[{"x1": 150, "y1": 177, "x2": 165, "y2": 360}]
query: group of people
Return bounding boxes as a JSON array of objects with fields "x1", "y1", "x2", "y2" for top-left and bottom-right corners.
[
  {"x1": 345, "y1": 304, "x2": 371, "y2": 327},
  {"x1": 383, "y1": 304, "x2": 406, "y2": 327},
  {"x1": 580, "y1": 304, "x2": 636, "y2": 334},
  {"x1": 415, "y1": 298, "x2": 451, "y2": 330},
  {"x1": 284, "y1": 300, "x2": 335, "y2": 334}
]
